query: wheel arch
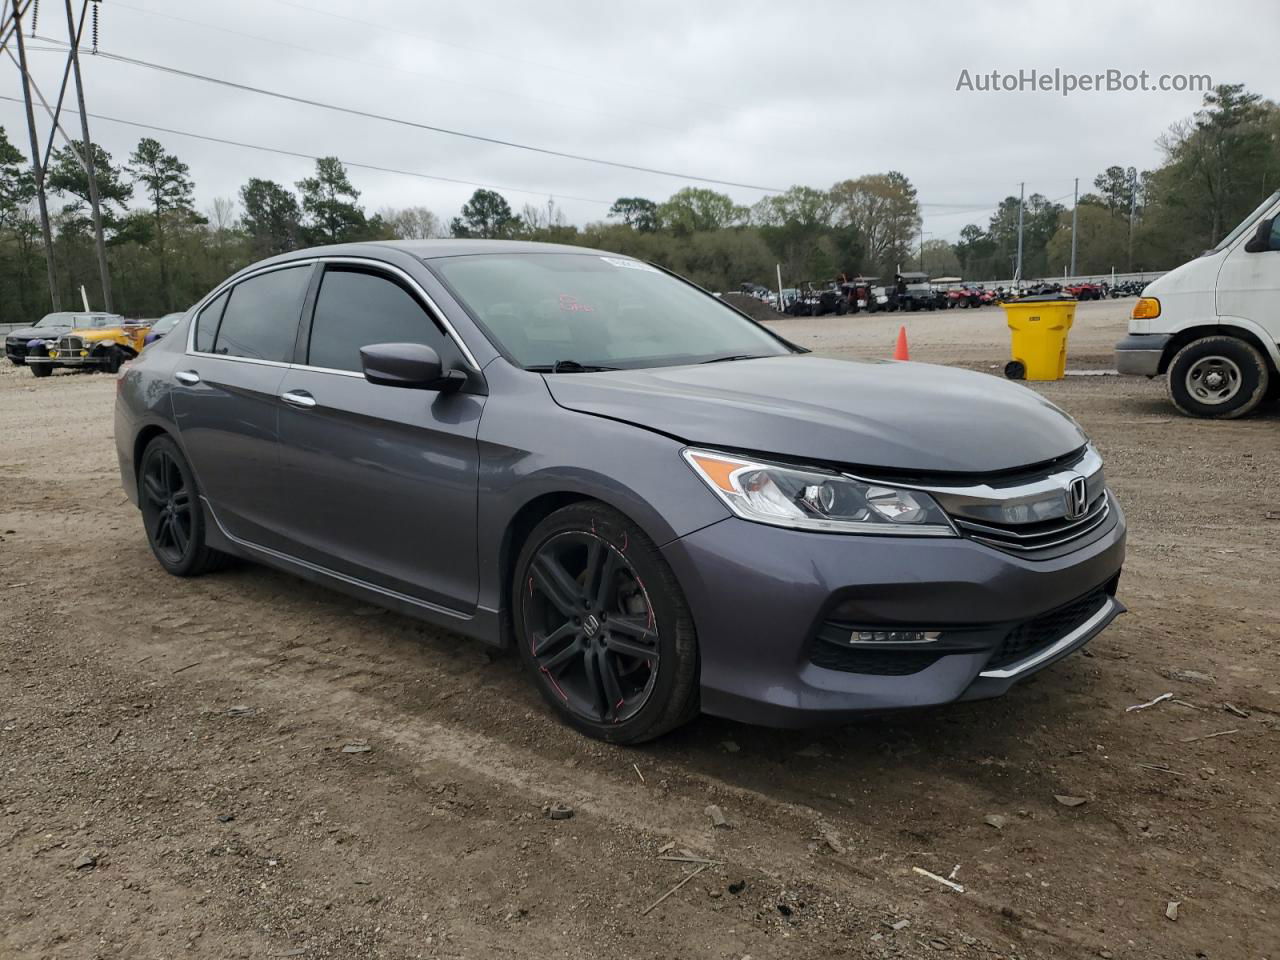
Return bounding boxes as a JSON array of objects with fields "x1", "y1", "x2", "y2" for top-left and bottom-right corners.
[
  {"x1": 1160, "y1": 322, "x2": 1279, "y2": 375},
  {"x1": 495, "y1": 491, "x2": 600, "y2": 646},
  {"x1": 133, "y1": 424, "x2": 173, "y2": 486}
]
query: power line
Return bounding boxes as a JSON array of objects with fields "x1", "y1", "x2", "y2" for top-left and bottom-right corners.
[
  {"x1": 261, "y1": 0, "x2": 719, "y2": 114},
  {"x1": 103, "y1": 0, "x2": 720, "y2": 146},
  {"x1": 34, "y1": 39, "x2": 787, "y2": 193},
  {"x1": 0, "y1": 94, "x2": 615, "y2": 205}
]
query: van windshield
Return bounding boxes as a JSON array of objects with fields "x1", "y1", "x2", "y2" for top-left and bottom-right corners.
[{"x1": 1206, "y1": 190, "x2": 1280, "y2": 256}]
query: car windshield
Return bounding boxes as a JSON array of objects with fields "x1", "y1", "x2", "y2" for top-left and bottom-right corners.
[
  {"x1": 35, "y1": 312, "x2": 78, "y2": 328},
  {"x1": 1206, "y1": 190, "x2": 1280, "y2": 255},
  {"x1": 76, "y1": 315, "x2": 117, "y2": 329},
  {"x1": 152, "y1": 313, "x2": 183, "y2": 334},
  {"x1": 430, "y1": 253, "x2": 793, "y2": 370}
]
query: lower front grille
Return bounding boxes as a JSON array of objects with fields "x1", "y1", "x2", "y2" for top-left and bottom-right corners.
[
  {"x1": 809, "y1": 579, "x2": 1118, "y2": 677},
  {"x1": 985, "y1": 584, "x2": 1112, "y2": 670},
  {"x1": 809, "y1": 644, "x2": 943, "y2": 676}
]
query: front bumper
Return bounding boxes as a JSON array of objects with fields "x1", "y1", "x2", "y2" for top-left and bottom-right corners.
[
  {"x1": 661, "y1": 500, "x2": 1126, "y2": 727},
  {"x1": 26, "y1": 354, "x2": 107, "y2": 367},
  {"x1": 1114, "y1": 333, "x2": 1171, "y2": 377}
]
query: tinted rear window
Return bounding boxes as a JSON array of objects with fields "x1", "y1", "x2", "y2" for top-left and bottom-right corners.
[
  {"x1": 194, "y1": 290, "x2": 229, "y2": 353},
  {"x1": 211, "y1": 266, "x2": 310, "y2": 362}
]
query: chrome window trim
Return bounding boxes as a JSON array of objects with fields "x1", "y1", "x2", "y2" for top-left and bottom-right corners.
[
  {"x1": 185, "y1": 258, "x2": 317, "y2": 358},
  {"x1": 309, "y1": 256, "x2": 481, "y2": 371},
  {"x1": 287, "y1": 363, "x2": 365, "y2": 379},
  {"x1": 184, "y1": 256, "x2": 481, "y2": 373}
]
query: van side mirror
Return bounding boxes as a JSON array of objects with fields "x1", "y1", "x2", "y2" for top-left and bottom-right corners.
[
  {"x1": 359, "y1": 342, "x2": 465, "y2": 392},
  {"x1": 1244, "y1": 215, "x2": 1279, "y2": 253}
]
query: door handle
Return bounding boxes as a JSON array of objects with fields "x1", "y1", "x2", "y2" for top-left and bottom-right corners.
[
  {"x1": 281, "y1": 389, "x2": 317, "y2": 409},
  {"x1": 174, "y1": 370, "x2": 200, "y2": 385}
]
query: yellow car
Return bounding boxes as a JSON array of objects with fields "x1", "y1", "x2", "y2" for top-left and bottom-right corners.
[{"x1": 26, "y1": 314, "x2": 151, "y2": 378}]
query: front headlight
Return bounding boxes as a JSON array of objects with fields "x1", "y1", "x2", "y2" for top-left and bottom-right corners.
[{"x1": 683, "y1": 449, "x2": 956, "y2": 536}]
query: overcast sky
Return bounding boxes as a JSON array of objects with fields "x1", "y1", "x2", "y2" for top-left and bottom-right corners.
[{"x1": 4, "y1": 0, "x2": 1275, "y2": 240}]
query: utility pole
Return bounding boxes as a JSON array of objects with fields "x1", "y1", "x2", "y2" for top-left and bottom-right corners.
[
  {"x1": 64, "y1": 0, "x2": 111, "y2": 312},
  {"x1": 13, "y1": 0, "x2": 61, "y2": 310},
  {"x1": 1127, "y1": 167, "x2": 1137, "y2": 272},
  {"x1": 1070, "y1": 177, "x2": 1079, "y2": 278},
  {"x1": 1014, "y1": 181, "x2": 1025, "y2": 286}
]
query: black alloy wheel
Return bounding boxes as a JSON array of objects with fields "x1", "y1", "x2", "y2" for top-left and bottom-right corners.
[
  {"x1": 139, "y1": 436, "x2": 232, "y2": 576},
  {"x1": 141, "y1": 444, "x2": 193, "y2": 565},
  {"x1": 514, "y1": 503, "x2": 698, "y2": 743}
]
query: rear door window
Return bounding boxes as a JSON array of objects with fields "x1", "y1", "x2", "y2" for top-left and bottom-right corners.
[
  {"x1": 211, "y1": 266, "x2": 311, "y2": 362},
  {"x1": 307, "y1": 267, "x2": 447, "y2": 373},
  {"x1": 194, "y1": 290, "x2": 229, "y2": 353}
]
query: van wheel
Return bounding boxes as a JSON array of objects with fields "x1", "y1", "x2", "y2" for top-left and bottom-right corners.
[
  {"x1": 1167, "y1": 336, "x2": 1270, "y2": 419},
  {"x1": 513, "y1": 502, "x2": 699, "y2": 744}
]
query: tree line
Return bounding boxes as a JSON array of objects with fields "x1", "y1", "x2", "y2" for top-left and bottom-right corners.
[{"x1": 0, "y1": 83, "x2": 1275, "y2": 323}]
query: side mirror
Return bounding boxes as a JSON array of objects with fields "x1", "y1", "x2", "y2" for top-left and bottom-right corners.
[
  {"x1": 359, "y1": 342, "x2": 465, "y2": 392},
  {"x1": 1244, "y1": 215, "x2": 1279, "y2": 253}
]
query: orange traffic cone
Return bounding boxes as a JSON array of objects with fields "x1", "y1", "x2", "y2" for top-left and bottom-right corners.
[{"x1": 893, "y1": 325, "x2": 910, "y2": 361}]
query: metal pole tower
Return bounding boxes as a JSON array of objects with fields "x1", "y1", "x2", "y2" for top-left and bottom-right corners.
[
  {"x1": 1014, "y1": 182, "x2": 1025, "y2": 285},
  {"x1": 12, "y1": 0, "x2": 61, "y2": 310},
  {"x1": 1127, "y1": 168, "x2": 1137, "y2": 271},
  {"x1": 64, "y1": 0, "x2": 112, "y2": 311},
  {"x1": 1070, "y1": 177, "x2": 1079, "y2": 277}
]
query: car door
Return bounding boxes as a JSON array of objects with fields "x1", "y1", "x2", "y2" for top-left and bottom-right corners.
[
  {"x1": 170, "y1": 262, "x2": 315, "y2": 550},
  {"x1": 273, "y1": 262, "x2": 484, "y2": 613},
  {"x1": 1216, "y1": 208, "x2": 1280, "y2": 343}
]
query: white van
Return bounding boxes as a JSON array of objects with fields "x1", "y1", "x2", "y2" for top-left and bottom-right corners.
[{"x1": 1115, "y1": 189, "x2": 1280, "y2": 418}]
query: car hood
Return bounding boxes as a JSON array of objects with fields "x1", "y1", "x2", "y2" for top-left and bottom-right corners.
[
  {"x1": 544, "y1": 356, "x2": 1087, "y2": 474},
  {"x1": 7, "y1": 326, "x2": 67, "y2": 340}
]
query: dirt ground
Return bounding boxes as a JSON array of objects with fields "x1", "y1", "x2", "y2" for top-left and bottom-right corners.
[{"x1": 1, "y1": 300, "x2": 1277, "y2": 960}]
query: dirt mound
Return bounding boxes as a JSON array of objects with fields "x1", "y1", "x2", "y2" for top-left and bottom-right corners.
[{"x1": 721, "y1": 292, "x2": 785, "y2": 323}]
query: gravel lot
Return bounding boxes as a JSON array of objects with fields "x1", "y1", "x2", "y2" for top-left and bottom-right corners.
[{"x1": 1, "y1": 300, "x2": 1277, "y2": 960}]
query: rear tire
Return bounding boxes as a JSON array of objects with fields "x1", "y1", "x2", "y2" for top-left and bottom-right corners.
[
  {"x1": 1166, "y1": 336, "x2": 1270, "y2": 419},
  {"x1": 512, "y1": 502, "x2": 699, "y2": 744},
  {"x1": 139, "y1": 435, "x2": 233, "y2": 576}
]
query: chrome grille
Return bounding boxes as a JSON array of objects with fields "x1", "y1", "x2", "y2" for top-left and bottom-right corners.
[
  {"x1": 953, "y1": 492, "x2": 1111, "y2": 553},
  {"x1": 56, "y1": 335, "x2": 84, "y2": 357},
  {"x1": 871, "y1": 446, "x2": 1114, "y2": 558}
]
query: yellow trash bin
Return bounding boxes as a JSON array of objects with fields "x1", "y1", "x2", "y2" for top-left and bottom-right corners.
[{"x1": 1000, "y1": 295, "x2": 1077, "y2": 381}]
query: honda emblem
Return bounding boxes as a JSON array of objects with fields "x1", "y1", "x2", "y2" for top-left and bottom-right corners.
[{"x1": 1065, "y1": 475, "x2": 1088, "y2": 520}]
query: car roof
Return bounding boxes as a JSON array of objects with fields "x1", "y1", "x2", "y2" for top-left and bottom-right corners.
[{"x1": 246, "y1": 239, "x2": 623, "y2": 267}]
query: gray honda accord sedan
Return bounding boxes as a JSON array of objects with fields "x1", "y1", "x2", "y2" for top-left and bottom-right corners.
[{"x1": 115, "y1": 240, "x2": 1125, "y2": 742}]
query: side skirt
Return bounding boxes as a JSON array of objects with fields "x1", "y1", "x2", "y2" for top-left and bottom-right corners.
[{"x1": 199, "y1": 496, "x2": 504, "y2": 646}]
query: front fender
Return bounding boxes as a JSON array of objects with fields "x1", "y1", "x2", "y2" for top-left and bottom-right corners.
[
  {"x1": 474, "y1": 362, "x2": 731, "y2": 616},
  {"x1": 1215, "y1": 315, "x2": 1280, "y2": 368}
]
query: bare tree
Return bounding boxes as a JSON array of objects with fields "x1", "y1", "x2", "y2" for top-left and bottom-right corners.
[{"x1": 379, "y1": 206, "x2": 444, "y2": 240}]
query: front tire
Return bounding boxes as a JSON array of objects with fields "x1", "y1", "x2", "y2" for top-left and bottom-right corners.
[
  {"x1": 30, "y1": 363, "x2": 51, "y2": 378},
  {"x1": 1166, "y1": 336, "x2": 1270, "y2": 419},
  {"x1": 513, "y1": 502, "x2": 699, "y2": 744},
  {"x1": 139, "y1": 435, "x2": 232, "y2": 576}
]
